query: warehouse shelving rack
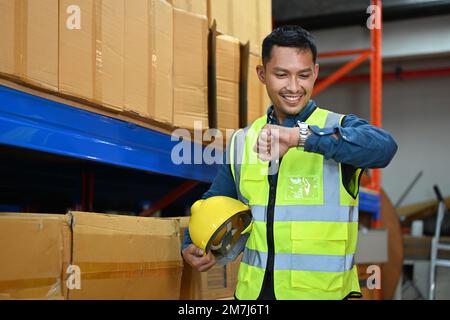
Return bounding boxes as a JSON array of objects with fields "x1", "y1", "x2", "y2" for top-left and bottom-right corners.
[
  {"x1": 313, "y1": 0, "x2": 384, "y2": 226},
  {"x1": 309, "y1": 0, "x2": 385, "y2": 301},
  {"x1": 0, "y1": 1, "x2": 383, "y2": 218},
  {"x1": 0, "y1": 81, "x2": 381, "y2": 216}
]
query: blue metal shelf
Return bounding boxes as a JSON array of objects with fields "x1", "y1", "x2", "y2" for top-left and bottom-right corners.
[
  {"x1": 0, "y1": 85, "x2": 218, "y2": 183},
  {"x1": 0, "y1": 84, "x2": 380, "y2": 215},
  {"x1": 359, "y1": 190, "x2": 381, "y2": 219}
]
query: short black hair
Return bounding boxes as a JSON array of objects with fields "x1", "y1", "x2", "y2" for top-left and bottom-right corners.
[{"x1": 262, "y1": 25, "x2": 317, "y2": 65}]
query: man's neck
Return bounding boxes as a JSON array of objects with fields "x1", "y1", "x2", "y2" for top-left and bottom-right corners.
[
  {"x1": 268, "y1": 100, "x2": 316, "y2": 127},
  {"x1": 273, "y1": 107, "x2": 304, "y2": 125}
]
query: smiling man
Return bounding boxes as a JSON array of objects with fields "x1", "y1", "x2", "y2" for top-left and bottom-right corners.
[{"x1": 182, "y1": 25, "x2": 398, "y2": 300}]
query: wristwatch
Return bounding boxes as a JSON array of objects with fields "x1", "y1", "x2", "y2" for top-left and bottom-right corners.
[{"x1": 295, "y1": 121, "x2": 309, "y2": 147}]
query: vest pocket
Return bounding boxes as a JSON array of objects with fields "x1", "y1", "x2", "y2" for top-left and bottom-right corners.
[
  {"x1": 237, "y1": 249, "x2": 252, "y2": 283},
  {"x1": 242, "y1": 163, "x2": 268, "y2": 181},
  {"x1": 237, "y1": 264, "x2": 250, "y2": 283},
  {"x1": 291, "y1": 269, "x2": 344, "y2": 291},
  {"x1": 290, "y1": 222, "x2": 348, "y2": 291},
  {"x1": 241, "y1": 165, "x2": 268, "y2": 204}
]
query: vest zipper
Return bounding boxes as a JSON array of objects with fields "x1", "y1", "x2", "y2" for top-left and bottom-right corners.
[{"x1": 258, "y1": 158, "x2": 282, "y2": 299}]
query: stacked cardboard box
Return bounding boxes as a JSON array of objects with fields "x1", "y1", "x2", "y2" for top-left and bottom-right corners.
[
  {"x1": 1, "y1": 0, "x2": 211, "y2": 129},
  {"x1": 0, "y1": 0, "x2": 59, "y2": 91},
  {"x1": 59, "y1": 0, "x2": 173, "y2": 123},
  {"x1": 173, "y1": 8, "x2": 209, "y2": 130},
  {"x1": 168, "y1": 0, "x2": 207, "y2": 16},
  {"x1": 180, "y1": 256, "x2": 242, "y2": 300},
  {"x1": 0, "y1": 0, "x2": 272, "y2": 132},
  {"x1": 207, "y1": 0, "x2": 233, "y2": 36},
  {"x1": 176, "y1": 216, "x2": 242, "y2": 300},
  {"x1": 207, "y1": 0, "x2": 273, "y2": 126},
  {"x1": 247, "y1": 53, "x2": 270, "y2": 124},
  {"x1": 68, "y1": 212, "x2": 183, "y2": 300},
  {"x1": 216, "y1": 34, "x2": 240, "y2": 132},
  {"x1": 0, "y1": 212, "x2": 183, "y2": 300},
  {"x1": 0, "y1": 213, "x2": 70, "y2": 300},
  {"x1": 208, "y1": 0, "x2": 272, "y2": 55}
]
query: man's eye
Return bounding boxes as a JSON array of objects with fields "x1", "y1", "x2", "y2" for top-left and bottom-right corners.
[
  {"x1": 299, "y1": 74, "x2": 310, "y2": 79},
  {"x1": 276, "y1": 73, "x2": 287, "y2": 78}
]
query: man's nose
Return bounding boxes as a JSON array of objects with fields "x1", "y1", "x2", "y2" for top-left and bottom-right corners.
[{"x1": 286, "y1": 76, "x2": 301, "y2": 93}]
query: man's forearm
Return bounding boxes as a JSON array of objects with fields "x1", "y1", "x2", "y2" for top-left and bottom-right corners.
[{"x1": 304, "y1": 123, "x2": 398, "y2": 169}]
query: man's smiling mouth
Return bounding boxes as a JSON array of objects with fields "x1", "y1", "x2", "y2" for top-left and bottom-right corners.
[{"x1": 281, "y1": 94, "x2": 303, "y2": 104}]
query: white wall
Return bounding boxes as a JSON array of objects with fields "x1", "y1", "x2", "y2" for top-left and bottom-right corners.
[
  {"x1": 313, "y1": 14, "x2": 450, "y2": 64},
  {"x1": 315, "y1": 68, "x2": 450, "y2": 207},
  {"x1": 309, "y1": 13, "x2": 450, "y2": 207}
]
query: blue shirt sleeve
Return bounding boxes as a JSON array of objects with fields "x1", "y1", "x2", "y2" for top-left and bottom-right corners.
[
  {"x1": 200, "y1": 157, "x2": 238, "y2": 200},
  {"x1": 182, "y1": 145, "x2": 238, "y2": 251},
  {"x1": 182, "y1": 228, "x2": 192, "y2": 251},
  {"x1": 305, "y1": 114, "x2": 398, "y2": 169}
]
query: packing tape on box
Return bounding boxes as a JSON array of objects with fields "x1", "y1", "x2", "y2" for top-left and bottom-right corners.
[
  {"x1": 148, "y1": 0, "x2": 157, "y2": 117},
  {"x1": 13, "y1": 0, "x2": 25, "y2": 77},
  {"x1": 93, "y1": 0, "x2": 103, "y2": 104},
  {"x1": 0, "y1": 260, "x2": 182, "y2": 292},
  {"x1": 0, "y1": 277, "x2": 59, "y2": 291},
  {"x1": 0, "y1": 278, "x2": 63, "y2": 300},
  {"x1": 74, "y1": 260, "x2": 183, "y2": 281}
]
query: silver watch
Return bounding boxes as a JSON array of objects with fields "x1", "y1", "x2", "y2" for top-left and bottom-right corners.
[{"x1": 296, "y1": 121, "x2": 309, "y2": 147}]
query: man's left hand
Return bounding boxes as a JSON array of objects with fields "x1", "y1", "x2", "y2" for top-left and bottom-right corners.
[{"x1": 253, "y1": 125, "x2": 301, "y2": 161}]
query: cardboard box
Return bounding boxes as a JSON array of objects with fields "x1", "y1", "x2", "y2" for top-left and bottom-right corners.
[
  {"x1": 68, "y1": 212, "x2": 183, "y2": 300},
  {"x1": 59, "y1": 0, "x2": 125, "y2": 112},
  {"x1": 123, "y1": 0, "x2": 173, "y2": 123},
  {"x1": 0, "y1": 0, "x2": 17, "y2": 77},
  {"x1": 168, "y1": 0, "x2": 207, "y2": 16},
  {"x1": 207, "y1": 0, "x2": 233, "y2": 35},
  {"x1": 0, "y1": 212, "x2": 183, "y2": 300},
  {"x1": 231, "y1": 0, "x2": 257, "y2": 52},
  {"x1": 0, "y1": 0, "x2": 59, "y2": 91},
  {"x1": 59, "y1": 0, "x2": 173, "y2": 122},
  {"x1": 178, "y1": 216, "x2": 190, "y2": 244},
  {"x1": 208, "y1": 0, "x2": 272, "y2": 55},
  {"x1": 0, "y1": 213, "x2": 71, "y2": 300},
  {"x1": 176, "y1": 216, "x2": 242, "y2": 300},
  {"x1": 247, "y1": 53, "x2": 266, "y2": 124},
  {"x1": 173, "y1": 8, "x2": 209, "y2": 130},
  {"x1": 180, "y1": 254, "x2": 242, "y2": 300},
  {"x1": 258, "y1": 0, "x2": 273, "y2": 45},
  {"x1": 216, "y1": 35, "x2": 240, "y2": 132}
]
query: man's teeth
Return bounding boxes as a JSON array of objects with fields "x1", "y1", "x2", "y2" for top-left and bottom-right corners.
[{"x1": 283, "y1": 95, "x2": 301, "y2": 101}]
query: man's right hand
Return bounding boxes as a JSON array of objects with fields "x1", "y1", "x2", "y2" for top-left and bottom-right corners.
[{"x1": 182, "y1": 244, "x2": 217, "y2": 272}]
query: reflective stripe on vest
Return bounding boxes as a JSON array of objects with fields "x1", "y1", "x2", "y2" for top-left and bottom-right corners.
[
  {"x1": 232, "y1": 127, "x2": 250, "y2": 205},
  {"x1": 250, "y1": 205, "x2": 358, "y2": 222},
  {"x1": 242, "y1": 248, "x2": 355, "y2": 272}
]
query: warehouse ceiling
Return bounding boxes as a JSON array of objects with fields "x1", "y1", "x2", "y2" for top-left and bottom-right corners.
[{"x1": 273, "y1": 0, "x2": 450, "y2": 30}]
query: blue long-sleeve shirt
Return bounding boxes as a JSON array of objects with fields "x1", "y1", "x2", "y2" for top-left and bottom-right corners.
[{"x1": 182, "y1": 100, "x2": 398, "y2": 250}]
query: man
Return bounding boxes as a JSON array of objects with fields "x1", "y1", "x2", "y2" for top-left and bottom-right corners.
[{"x1": 182, "y1": 25, "x2": 397, "y2": 300}]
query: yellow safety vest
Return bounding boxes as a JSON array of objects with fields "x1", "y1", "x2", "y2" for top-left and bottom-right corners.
[{"x1": 230, "y1": 107, "x2": 362, "y2": 300}]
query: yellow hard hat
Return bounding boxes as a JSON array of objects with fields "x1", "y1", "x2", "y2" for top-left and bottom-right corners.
[{"x1": 189, "y1": 196, "x2": 253, "y2": 264}]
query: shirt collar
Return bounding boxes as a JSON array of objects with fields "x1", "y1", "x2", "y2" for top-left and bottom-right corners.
[{"x1": 266, "y1": 100, "x2": 317, "y2": 127}]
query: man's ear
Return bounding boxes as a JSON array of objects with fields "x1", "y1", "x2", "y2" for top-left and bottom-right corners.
[
  {"x1": 256, "y1": 65, "x2": 266, "y2": 85},
  {"x1": 313, "y1": 63, "x2": 320, "y2": 82}
]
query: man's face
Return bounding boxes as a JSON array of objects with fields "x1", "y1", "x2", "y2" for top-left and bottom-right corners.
[{"x1": 257, "y1": 45, "x2": 319, "y2": 119}]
